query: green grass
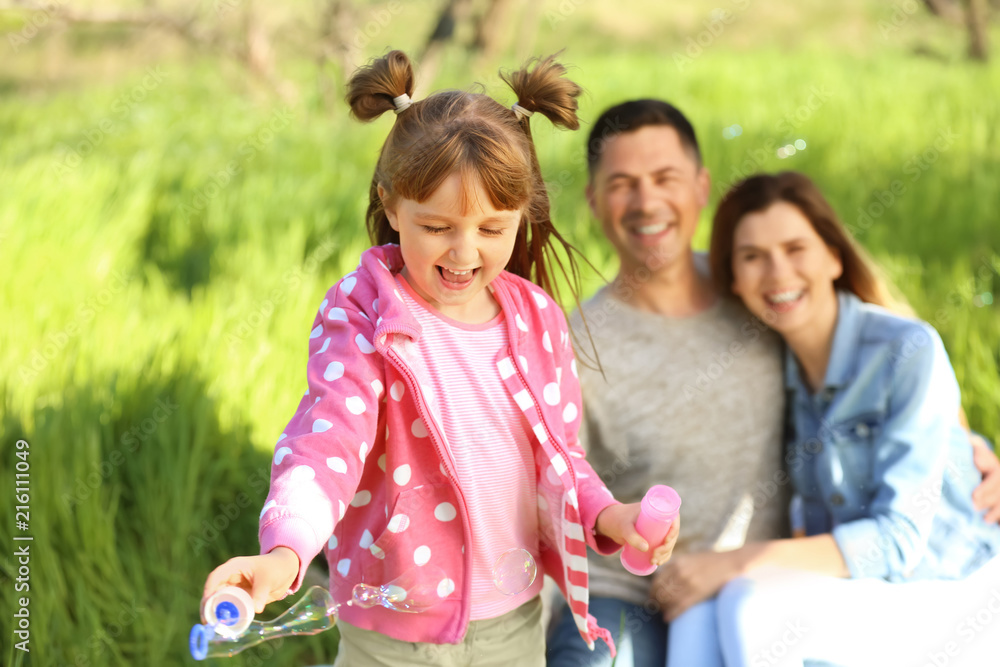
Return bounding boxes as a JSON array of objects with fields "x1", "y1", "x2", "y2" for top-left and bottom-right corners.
[{"x1": 1, "y1": 4, "x2": 999, "y2": 664}]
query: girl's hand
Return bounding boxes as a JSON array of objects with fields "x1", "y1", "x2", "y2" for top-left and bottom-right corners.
[
  {"x1": 202, "y1": 547, "x2": 300, "y2": 617},
  {"x1": 595, "y1": 502, "x2": 681, "y2": 568}
]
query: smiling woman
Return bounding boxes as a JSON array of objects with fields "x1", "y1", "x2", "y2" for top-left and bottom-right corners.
[
  {"x1": 727, "y1": 200, "x2": 845, "y2": 391},
  {"x1": 668, "y1": 170, "x2": 1000, "y2": 667}
]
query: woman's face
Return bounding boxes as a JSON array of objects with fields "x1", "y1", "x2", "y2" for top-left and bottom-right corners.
[{"x1": 730, "y1": 201, "x2": 843, "y2": 338}]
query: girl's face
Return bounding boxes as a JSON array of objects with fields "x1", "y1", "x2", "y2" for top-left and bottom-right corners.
[
  {"x1": 730, "y1": 201, "x2": 843, "y2": 338},
  {"x1": 382, "y1": 172, "x2": 522, "y2": 323}
]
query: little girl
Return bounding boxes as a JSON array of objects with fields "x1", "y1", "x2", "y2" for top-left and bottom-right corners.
[{"x1": 201, "y1": 51, "x2": 678, "y2": 665}]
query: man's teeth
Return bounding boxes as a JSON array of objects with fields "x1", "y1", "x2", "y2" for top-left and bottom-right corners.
[
  {"x1": 636, "y1": 222, "x2": 670, "y2": 235},
  {"x1": 766, "y1": 290, "x2": 804, "y2": 304}
]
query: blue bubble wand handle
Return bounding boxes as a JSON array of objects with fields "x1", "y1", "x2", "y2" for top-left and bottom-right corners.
[{"x1": 190, "y1": 586, "x2": 339, "y2": 661}]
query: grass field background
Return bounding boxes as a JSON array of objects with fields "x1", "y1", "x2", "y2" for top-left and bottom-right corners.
[{"x1": 1, "y1": 1, "x2": 999, "y2": 664}]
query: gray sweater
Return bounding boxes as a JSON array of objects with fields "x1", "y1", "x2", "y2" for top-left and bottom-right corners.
[{"x1": 569, "y1": 280, "x2": 788, "y2": 605}]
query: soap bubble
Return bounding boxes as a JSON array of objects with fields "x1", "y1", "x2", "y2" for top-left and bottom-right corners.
[
  {"x1": 350, "y1": 564, "x2": 449, "y2": 613},
  {"x1": 493, "y1": 548, "x2": 537, "y2": 596}
]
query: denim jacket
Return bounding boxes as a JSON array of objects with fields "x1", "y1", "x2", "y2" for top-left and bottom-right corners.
[{"x1": 785, "y1": 291, "x2": 1000, "y2": 582}]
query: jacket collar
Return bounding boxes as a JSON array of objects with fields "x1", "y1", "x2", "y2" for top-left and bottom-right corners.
[
  {"x1": 361, "y1": 244, "x2": 529, "y2": 352},
  {"x1": 784, "y1": 290, "x2": 863, "y2": 395},
  {"x1": 357, "y1": 244, "x2": 421, "y2": 351}
]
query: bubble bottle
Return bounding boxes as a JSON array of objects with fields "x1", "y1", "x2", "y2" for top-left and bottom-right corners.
[{"x1": 620, "y1": 485, "x2": 681, "y2": 576}]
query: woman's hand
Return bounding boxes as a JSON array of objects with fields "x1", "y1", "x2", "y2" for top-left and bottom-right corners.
[
  {"x1": 202, "y1": 547, "x2": 300, "y2": 617},
  {"x1": 651, "y1": 550, "x2": 743, "y2": 622},
  {"x1": 652, "y1": 535, "x2": 849, "y2": 622},
  {"x1": 595, "y1": 502, "x2": 680, "y2": 568},
  {"x1": 971, "y1": 434, "x2": 1000, "y2": 524}
]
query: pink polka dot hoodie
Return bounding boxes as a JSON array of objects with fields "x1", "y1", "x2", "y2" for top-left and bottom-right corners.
[{"x1": 259, "y1": 244, "x2": 621, "y2": 653}]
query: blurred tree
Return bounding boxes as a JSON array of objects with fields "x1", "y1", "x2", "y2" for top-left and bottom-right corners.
[
  {"x1": 418, "y1": 0, "x2": 475, "y2": 96},
  {"x1": 0, "y1": 1, "x2": 294, "y2": 97},
  {"x1": 416, "y1": 0, "x2": 534, "y2": 93},
  {"x1": 921, "y1": 0, "x2": 991, "y2": 60},
  {"x1": 923, "y1": 0, "x2": 965, "y2": 20},
  {"x1": 316, "y1": 0, "x2": 360, "y2": 108},
  {"x1": 965, "y1": 0, "x2": 990, "y2": 60},
  {"x1": 471, "y1": 0, "x2": 516, "y2": 63}
]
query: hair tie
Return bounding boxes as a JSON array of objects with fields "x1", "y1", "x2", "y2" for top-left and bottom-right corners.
[
  {"x1": 511, "y1": 103, "x2": 534, "y2": 120},
  {"x1": 393, "y1": 94, "x2": 413, "y2": 114}
]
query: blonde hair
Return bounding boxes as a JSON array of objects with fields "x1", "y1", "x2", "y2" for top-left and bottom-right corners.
[{"x1": 346, "y1": 50, "x2": 585, "y2": 303}]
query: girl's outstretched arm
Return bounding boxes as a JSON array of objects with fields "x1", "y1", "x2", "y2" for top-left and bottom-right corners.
[{"x1": 259, "y1": 276, "x2": 385, "y2": 593}]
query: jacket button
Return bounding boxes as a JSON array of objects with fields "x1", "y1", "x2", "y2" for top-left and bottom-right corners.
[
  {"x1": 830, "y1": 492, "x2": 845, "y2": 506},
  {"x1": 854, "y1": 423, "x2": 870, "y2": 438}
]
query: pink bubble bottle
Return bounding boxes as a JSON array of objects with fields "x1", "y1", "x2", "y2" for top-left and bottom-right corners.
[{"x1": 620, "y1": 485, "x2": 681, "y2": 576}]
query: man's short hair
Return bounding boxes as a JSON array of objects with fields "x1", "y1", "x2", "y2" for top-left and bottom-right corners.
[{"x1": 586, "y1": 99, "x2": 703, "y2": 177}]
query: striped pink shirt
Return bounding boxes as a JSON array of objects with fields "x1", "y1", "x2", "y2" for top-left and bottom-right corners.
[{"x1": 395, "y1": 275, "x2": 543, "y2": 619}]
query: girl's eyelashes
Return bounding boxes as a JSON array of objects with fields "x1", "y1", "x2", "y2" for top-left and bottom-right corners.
[{"x1": 419, "y1": 225, "x2": 506, "y2": 237}]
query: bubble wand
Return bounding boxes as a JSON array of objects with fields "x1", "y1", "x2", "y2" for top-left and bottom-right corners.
[{"x1": 190, "y1": 551, "x2": 539, "y2": 660}]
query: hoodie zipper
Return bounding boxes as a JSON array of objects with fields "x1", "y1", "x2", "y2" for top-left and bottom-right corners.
[{"x1": 384, "y1": 347, "x2": 473, "y2": 643}]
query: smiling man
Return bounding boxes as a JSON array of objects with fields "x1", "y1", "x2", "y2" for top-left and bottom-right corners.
[{"x1": 546, "y1": 98, "x2": 788, "y2": 667}]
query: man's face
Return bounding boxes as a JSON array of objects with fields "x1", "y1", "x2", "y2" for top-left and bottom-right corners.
[{"x1": 586, "y1": 126, "x2": 710, "y2": 277}]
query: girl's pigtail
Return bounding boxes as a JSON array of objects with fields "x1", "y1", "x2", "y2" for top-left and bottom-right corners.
[
  {"x1": 499, "y1": 54, "x2": 585, "y2": 301},
  {"x1": 347, "y1": 50, "x2": 416, "y2": 245},
  {"x1": 502, "y1": 54, "x2": 604, "y2": 375},
  {"x1": 346, "y1": 50, "x2": 415, "y2": 121},
  {"x1": 498, "y1": 57, "x2": 583, "y2": 293},
  {"x1": 500, "y1": 53, "x2": 581, "y2": 130}
]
